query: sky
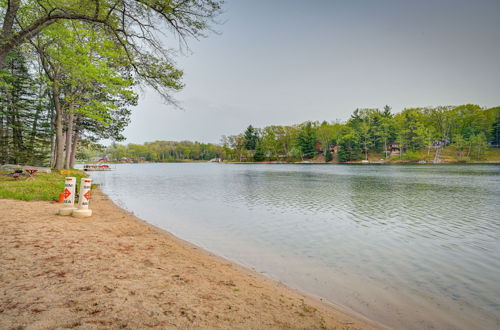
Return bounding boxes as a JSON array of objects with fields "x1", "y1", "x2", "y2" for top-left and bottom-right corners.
[{"x1": 121, "y1": 0, "x2": 500, "y2": 144}]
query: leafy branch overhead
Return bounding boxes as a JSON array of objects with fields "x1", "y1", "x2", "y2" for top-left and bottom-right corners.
[
  {"x1": 1, "y1": 0, "x2": 222, "y2": 99},
  {"x1": 1, "y1": 0, "x2": 222, "y2": 170}
]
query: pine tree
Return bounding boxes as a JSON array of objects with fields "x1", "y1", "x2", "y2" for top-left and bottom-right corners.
[
  {"x1": 253, "y1": 143, "x2": 265, "y2": 161},
  {"x1": 243, "y1": 125, "x2": 258, "y2": 150},
  {"x1": 296, "y1": 122, "x2": 316, "y2": 159},
  {"x1": 325, "y1": 148, "x2": 333, "y2": 162},
  {"x1": 0, "y1": 50, "x2": 44, "y2": 165}
]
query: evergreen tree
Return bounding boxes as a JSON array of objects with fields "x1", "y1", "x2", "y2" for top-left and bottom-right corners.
[
  {"x1": 0, "y1": 50, "x2": 51, "y2": 165},
  {"x1": 296, "y1": 122, "x2": 316, "y2": 159},
  {"x1": 243, "y1": 125, "x2": 258, "y2": 150},
  {"x1": 253, "y1": 143, "x2": 265, "y2": 161},
  {"x1": 337, "y1": 127, "x2": 361, "y2": 162},
  {"x1": 325, "y1": 148, "x2": 333, "y2": 162}
]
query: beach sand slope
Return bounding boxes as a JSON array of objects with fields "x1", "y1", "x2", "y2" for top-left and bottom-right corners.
[{"x1": 0, "y1": 192, "x2": 383, "y2": 329}]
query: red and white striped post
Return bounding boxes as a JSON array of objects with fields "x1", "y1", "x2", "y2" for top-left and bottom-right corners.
[
  {"x1": 58, "y1": 177, "x2": 77, "y2": 215},
  {"x1": 73, "y1": 178, "x2": 92, "y2": 218}
]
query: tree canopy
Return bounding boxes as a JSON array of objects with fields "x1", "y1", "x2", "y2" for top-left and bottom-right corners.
[{"x1": 1, "y1": 0, "x2": 222, "y2": 169}]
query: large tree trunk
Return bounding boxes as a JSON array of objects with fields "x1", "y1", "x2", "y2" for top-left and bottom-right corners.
[
  {"x1": 52, "y1": 82, "x2": 64, "y2": 170},
  {"x1": 69, "y1": 125, "x2": 79, "y2": 169},
  {"x1": 0, "y1": 113, "x2": 5, "y2": 164},
  {"x1": 28, "y1": 105, "x2": 41, "y2": 161},
  {"x1": 12, "y1": 112, "x2": 24, "y2": 157},
  {"x1": 64, "y1": 111, "x2": 74, "y2": 169},
  {"x1": 50, "y1": 134, "x2": 57, "y2": 168},
  {"x1": 0, "y1": 1, "x2": 20, "y2": 68}
]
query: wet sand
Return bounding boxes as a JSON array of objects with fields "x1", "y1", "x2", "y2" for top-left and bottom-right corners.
[{"x1": 0, "y1": 191, "x2": 384, "y2": 329}]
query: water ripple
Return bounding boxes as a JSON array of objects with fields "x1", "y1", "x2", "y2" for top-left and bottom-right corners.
[{"x1": 88, "y1": 163, "x2": 500, "y2": 330}]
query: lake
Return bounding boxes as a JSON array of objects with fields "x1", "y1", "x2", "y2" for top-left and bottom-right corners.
[{"x1": 87, "y1": 163, "x2": 500, "y2": 329}]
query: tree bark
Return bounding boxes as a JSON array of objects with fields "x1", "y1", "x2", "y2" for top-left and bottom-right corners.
[
  {"x1": 64, "y1": 110, "x2": 74, "y2": 169},
  {"x1": 69, "y1": 125, "x2": 79, "y2": 169},
  {"x1": 0, "y1": 113, "x2": 5, "y2": 164},
  {"x1": 0, "y1": 0, "x2": 21, "y2": 67},
  {"x1": 50, "y1": 133, "x2": 57, "y2": 168},
  {"x1": 52, "y1": 82, "x2": 65, "y2": 170}
]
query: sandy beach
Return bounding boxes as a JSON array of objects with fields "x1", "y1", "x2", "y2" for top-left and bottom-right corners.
[{"x1": 0, "y1": 190, "x2": 383, "y2": 329}]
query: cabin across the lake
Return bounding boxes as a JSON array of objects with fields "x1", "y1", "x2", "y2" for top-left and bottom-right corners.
[{"x1": 387, "y1": 142, "x2": 400, "y2": 155}]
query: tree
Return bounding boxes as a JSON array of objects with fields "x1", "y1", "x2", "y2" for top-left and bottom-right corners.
[
  {"x1": 470, "y1": 133, "x2": 488, "y2": 159},
  {"x1": 359, "y1": 121, "x2": 372, "y2": 160},
  {"x1": 0, "y1": 49, "x2": 52, "y2": 165},
  {"x1": 383, "y1": 105, "x2": 392, "y2": 117},
  {"x1": 452, "y1": 133, "x2": 467, "y2": 160},
  {"x1": 451, "y1": 104, "x2": 489, "y2": 140},
  {"x1": 482, "y1": 106, "x2": 499, "y2": 146},
  {"x1": 278, "y1": 126, "x2": 299, "y2": 161},
  {"x1": 377, "y1": 116, "x2": 394, "y2": 158},
  {"x1": 253, "y1": 143, "x2": 265, "y2": 161},
  {"x1": 243, "y1": 125, "x2": 258, "y2": 151},
  {"x1": 316, "y1": 122, "x2": 335, "y2": 155},
  {"x1": 337, "y1": 127, "x2": 361, "y2": 162},
  {"x1": 394, "y1": 108, "x2": 426, "y2": 153},
  {"x1": 0, "y1": 0, "x2": 222, "y2": 78},
  {"x1": 32, "y1": 22, "x2": 138, "y2": 169},
  {"x1": 325, "y1": 149, "x2": 332, "y2": 162},
  {"x1": 296, "y1": 122, "x2": 316, "y2": 159}
]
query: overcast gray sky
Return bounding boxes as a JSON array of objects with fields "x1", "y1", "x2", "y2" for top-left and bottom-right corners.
[{"x1": 122, "y1": 0, "x2": 500, "y2": 144}]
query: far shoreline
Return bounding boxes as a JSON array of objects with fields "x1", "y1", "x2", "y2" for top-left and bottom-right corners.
[{"x1": 84, "y1": 160, "x2": 500, "y2": 165}]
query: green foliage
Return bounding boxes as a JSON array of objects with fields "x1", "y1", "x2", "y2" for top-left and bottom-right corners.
[
  {"x1": 243, "y1": 125, "x2": 258, "y2": 150},
  {"x1": 325, "y1": 149, "x2": 333, "y2": 162},
  {"x1": 222, "y1": 104, "x2": 499, "y2": 163},
  {"x1": 296, "y1": 122, "x2": 317, "y2": 159},
  {"x1": 337, "y1": 127, "x2": 361, "y2": 162},
  {"x1": 105, "y1": 140, "x2": 223, "y2": 162},
  {"x1": 253, "y1": 143, "x2": 265, "y2": 161},
  {"x1": 0, "y1": 0, "x2": 222, "y2": 170},
  {"x1": 470, "y1": 133, "x2": 488, "y2": 160},
  {"x1": 402, "y1": 150, "x2": 420, "y2": 161},
  {"x1": 0, "y1": 50, "x2": 52, "y2": 166},
  {"x1": 486, "y1": 107, "x2": 500, "y2": 146}
]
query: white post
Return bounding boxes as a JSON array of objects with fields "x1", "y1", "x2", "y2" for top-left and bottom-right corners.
[
  {"x1": 73, "y1": 178, "x2": 93, "y2": 218},
  {"x1": 58, "y1": 177, "x2": 77, "y2": 215}
]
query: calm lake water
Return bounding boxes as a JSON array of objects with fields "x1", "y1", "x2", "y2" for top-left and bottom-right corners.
[{"x1": 87, "y1": 163, "x2": 500, "y2": 329}]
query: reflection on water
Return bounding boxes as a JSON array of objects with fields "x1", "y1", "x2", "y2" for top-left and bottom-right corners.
[{"x1": 88, "y1": 163, "x2": 500, "y2": 329}]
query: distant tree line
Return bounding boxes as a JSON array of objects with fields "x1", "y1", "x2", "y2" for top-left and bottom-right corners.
[
  {"x1": 220, "y1": 105, "x2": 499, "y2": 162},
  {"x1": 104, "y1": 141, "x2": 223, "y2": 162},
  {"x1": 103, "y1": 104, "x2": 499, "y2": 163}
]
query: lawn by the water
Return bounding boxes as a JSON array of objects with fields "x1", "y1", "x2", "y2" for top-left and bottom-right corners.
[{"x1": 0, "y1": 169, "x2": 87, "y2": 201}]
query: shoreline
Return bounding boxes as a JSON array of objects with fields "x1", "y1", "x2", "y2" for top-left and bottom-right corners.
[
  {"x1": 96, "y1": 160, "x2": 500, "y2": 165},
  {"x1": 0, "y1": 190, "x2": 384, "y2": 329}
]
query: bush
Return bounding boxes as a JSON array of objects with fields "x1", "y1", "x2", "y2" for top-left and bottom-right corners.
[
  {"x1": 253, "y1": 145, "x2": 265, "y2": 161},
  {"x1": 402, "y1": 151, "x2": 420, "y2": 160},
  {"x1": 325, "y1": 149, "x2": 333, "y2": 162}
]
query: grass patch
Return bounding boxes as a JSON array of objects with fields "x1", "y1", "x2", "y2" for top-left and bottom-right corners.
[{"x1": 0, "y1": 169, "x2": 87, "y2": 201}]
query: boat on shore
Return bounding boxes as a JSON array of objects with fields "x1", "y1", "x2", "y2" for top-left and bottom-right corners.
[{"x1": 83, "y1": 164, "x2": 112, "y2": 171}]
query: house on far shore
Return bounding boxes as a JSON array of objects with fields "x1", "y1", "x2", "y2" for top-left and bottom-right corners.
[
  {"x1": 120, "y1": 157, "x2": 132, "y2": 163},
  {"x1": 315, "y1": 142, "x2": 337, "y2": 154},
  {"x1": 315, "y1": 141, "x2": 323, "y2": 154},
  {"x1": 387, "y1": 142, "x2": 401, "y2": 155}
]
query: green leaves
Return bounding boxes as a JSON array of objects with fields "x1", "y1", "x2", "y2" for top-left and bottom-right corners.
[{"x1": 222, "y1": 105, "x2": 498, "y2": 163}]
